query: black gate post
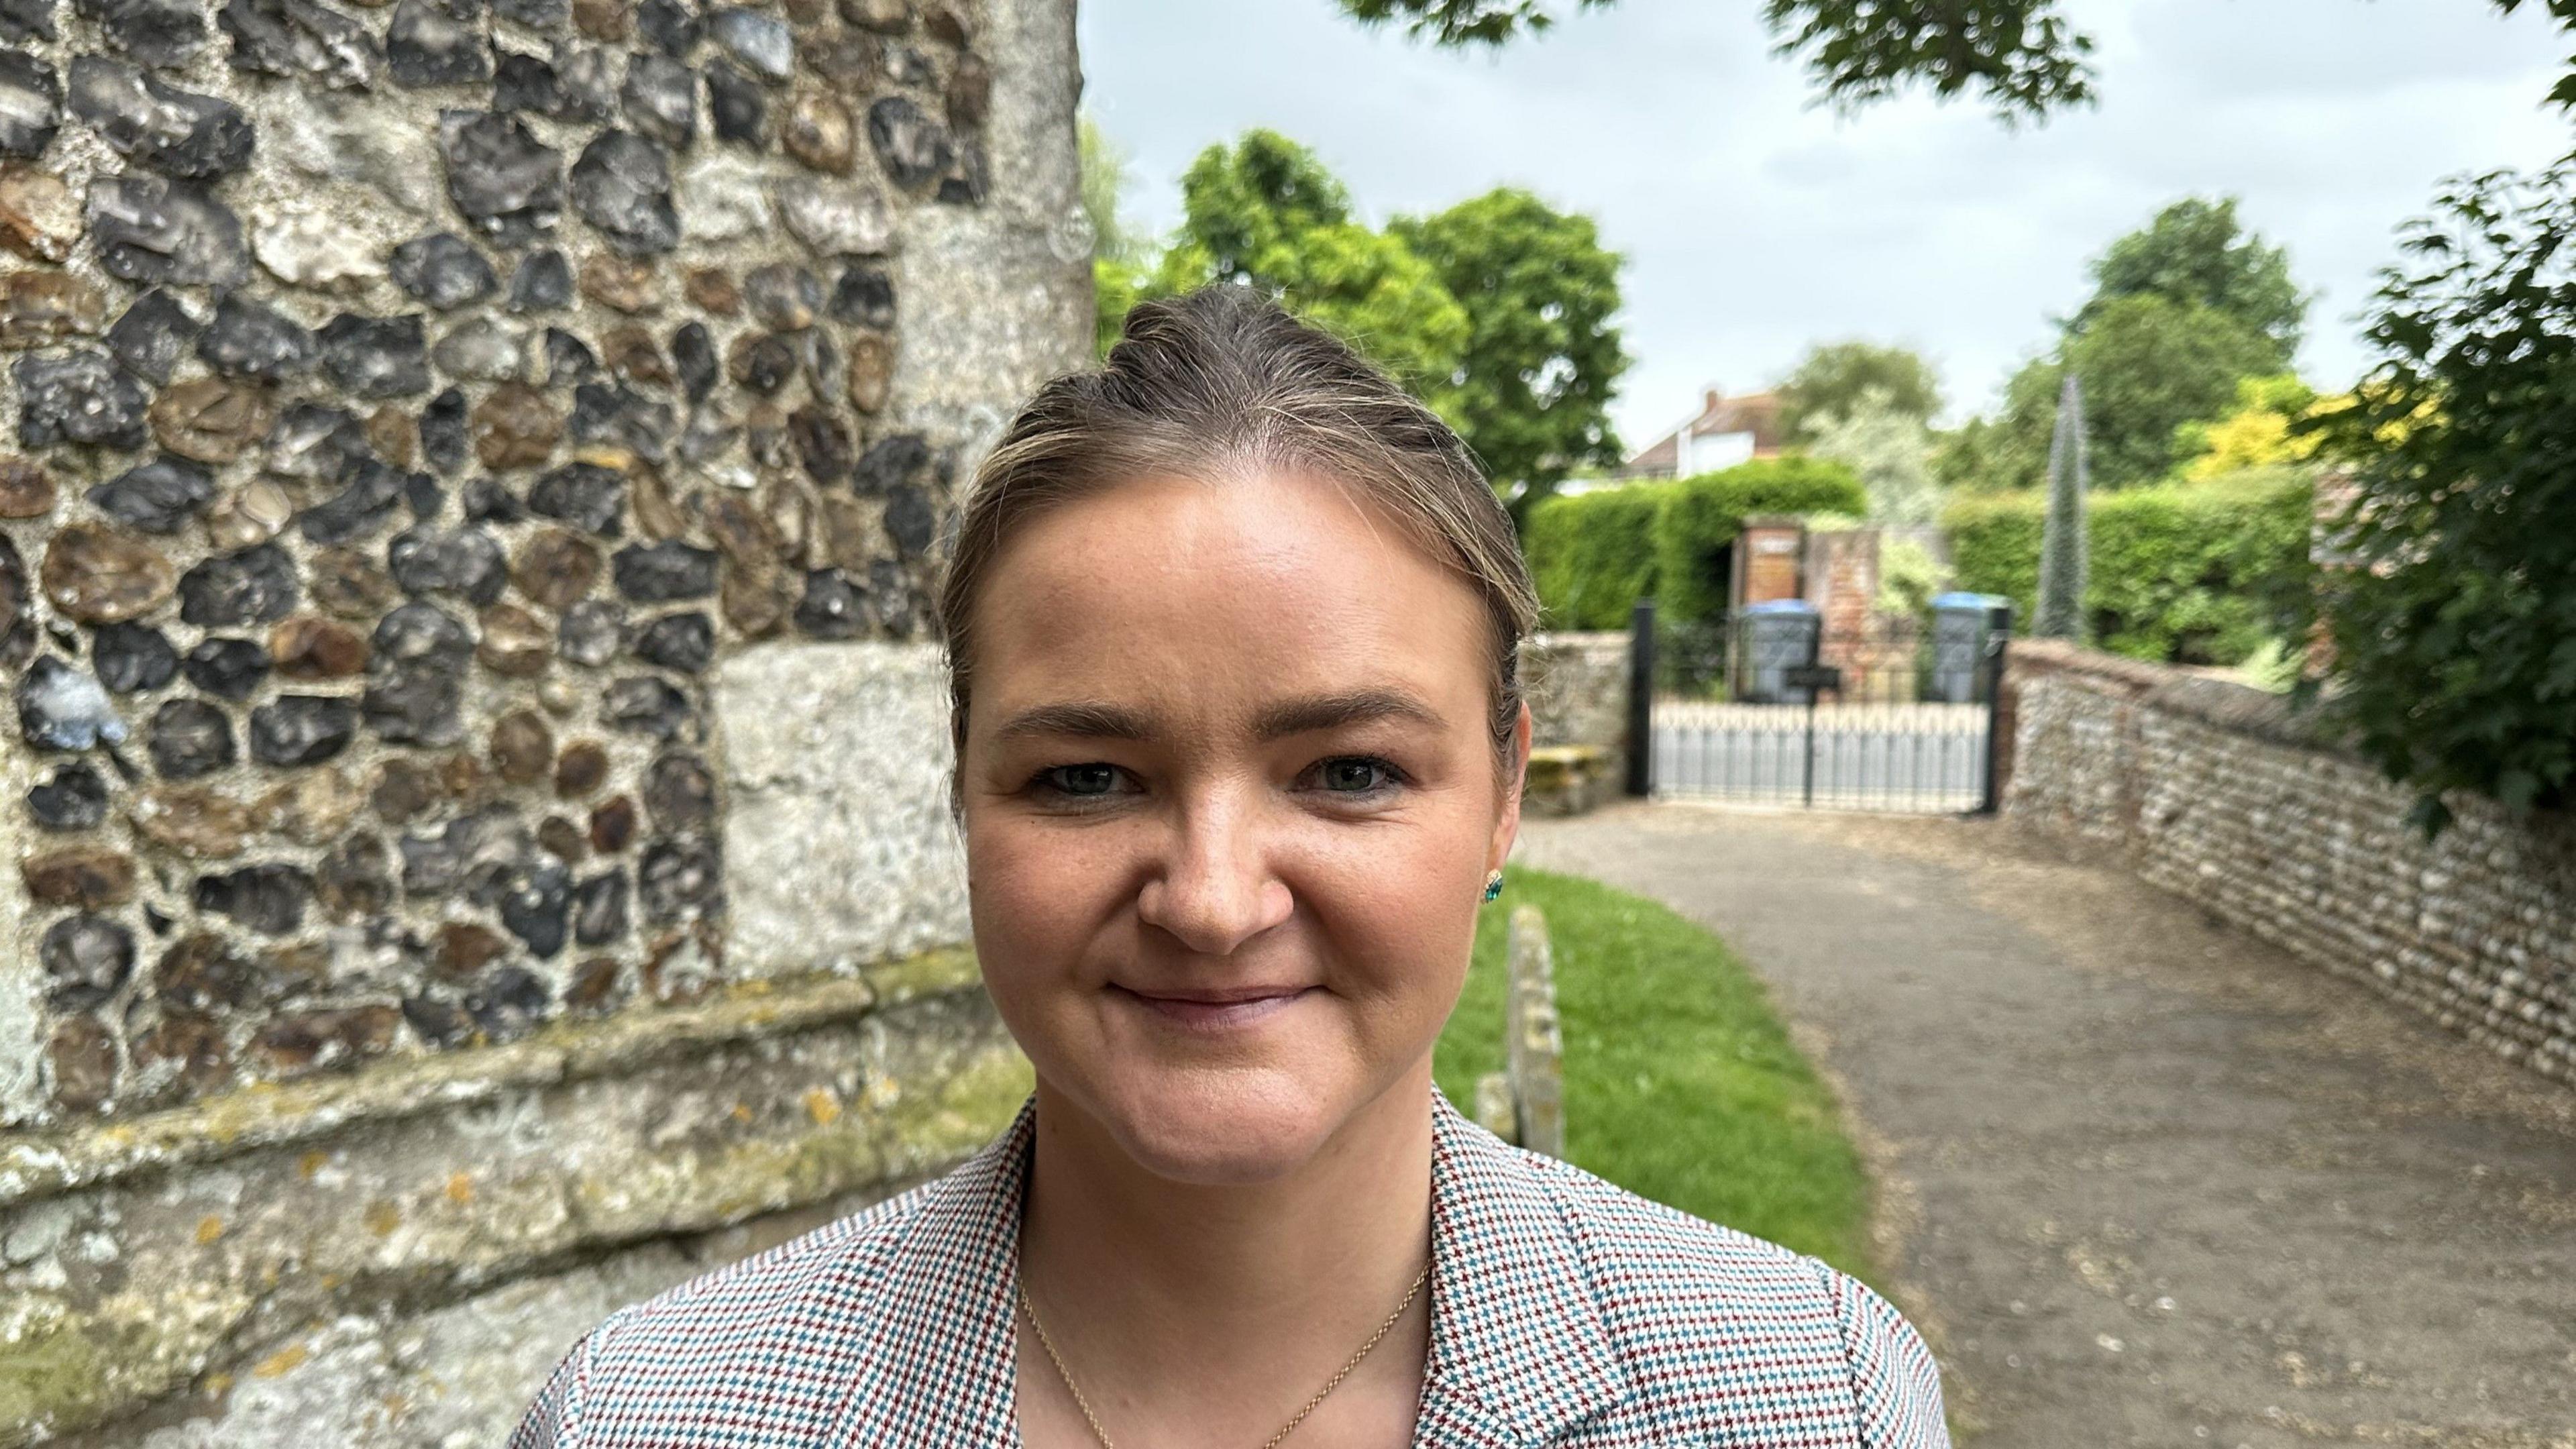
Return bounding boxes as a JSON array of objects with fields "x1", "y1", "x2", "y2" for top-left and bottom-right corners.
[
  {"x1": 1801, "y1": 614, "x2": 1822, "y2": 809},
  {"x1": 1625, "y1": 600, "x2": 1656, "y2": 798},
  {"x1": 1977, "y1": 602, "x2": 2015, "y2": 815}
]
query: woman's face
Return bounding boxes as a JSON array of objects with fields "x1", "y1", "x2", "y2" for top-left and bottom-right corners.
[{"x1": 959, "y1": 466, "x2": 1527, "y2": 1184}]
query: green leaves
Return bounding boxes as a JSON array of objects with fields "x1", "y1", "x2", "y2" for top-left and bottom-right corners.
[
  {"x1": 2317, "y1": 158, "x2": 2576, "y2": 826},
  {"x1": 1760, "y1": 0, "x2": 2097, "y2": 122}
]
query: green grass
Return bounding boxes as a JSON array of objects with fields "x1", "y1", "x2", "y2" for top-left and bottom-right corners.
[{"x1": 1434, "y1": 865, "x2": 1879, "y2": 1283}]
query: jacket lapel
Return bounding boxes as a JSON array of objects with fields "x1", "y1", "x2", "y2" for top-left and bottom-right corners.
[
  {"x1": 1413, "y1": 1089, "x2": 1634, "y2": 1448},
  {"x1": 826, "y1": 1096, "x2": 1036, "y2": 1449}
]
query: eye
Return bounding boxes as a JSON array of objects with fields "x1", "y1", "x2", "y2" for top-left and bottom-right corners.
[
  {"x1": 1308, "y1": 755, "x2": 1407, "y2": 796},
  {"x1": 1033, "y1": 763, "x2": 1125, "y2": 798}
]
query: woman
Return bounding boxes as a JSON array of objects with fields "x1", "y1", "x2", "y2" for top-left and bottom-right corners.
[{"x1": 507, "y1": 286, "x2": 1949, "y2": 1448}]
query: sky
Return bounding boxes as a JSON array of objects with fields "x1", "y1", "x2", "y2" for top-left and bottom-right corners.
[{"x1": 1074, "y1": 0, "x2": 2573, "y2": 449}]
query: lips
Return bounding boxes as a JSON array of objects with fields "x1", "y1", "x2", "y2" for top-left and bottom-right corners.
[{"x1": 1109, "y1": 982, "x2": 1318, "y2": 1030}]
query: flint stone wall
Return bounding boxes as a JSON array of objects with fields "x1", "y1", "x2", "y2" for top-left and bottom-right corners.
[
  {"x1": 1521, "y1": 630, "x2": 1629, "y2": 780},
  {"x1": 2002, "y1": 640, "x2": 2576, "y2": 1088},
  {"x1": 0, "y1": 0, "x2": 1083, "y2": 1436}
]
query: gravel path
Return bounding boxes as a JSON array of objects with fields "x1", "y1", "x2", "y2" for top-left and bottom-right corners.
[{"x1": 1515, "y1": 801, "x2": 2576, "y2": 1448}]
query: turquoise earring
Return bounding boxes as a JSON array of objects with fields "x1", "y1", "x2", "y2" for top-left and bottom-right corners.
[{"x1": 1481, "y1": 869, "x2": 1503, "y2": 902}]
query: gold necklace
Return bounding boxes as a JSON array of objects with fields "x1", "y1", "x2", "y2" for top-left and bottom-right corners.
[{"x1": 1016, "y1": 1256, "x2": 1432, "y2": 1449}]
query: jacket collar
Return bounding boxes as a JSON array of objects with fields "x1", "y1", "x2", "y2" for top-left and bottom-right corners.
[{"x1": 824, "y1": 1087, "x2": 1634, "y2": 1448}]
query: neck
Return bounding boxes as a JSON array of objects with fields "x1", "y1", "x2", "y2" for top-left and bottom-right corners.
[{"x1": 1016, "y1": 1063, "x2": 1438, "y2": 1413}]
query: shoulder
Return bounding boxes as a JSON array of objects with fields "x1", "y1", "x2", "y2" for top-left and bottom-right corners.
[
  {"x1": 1513, "y1": 1146, "x2": 1949, "y2": 1447},
  {"x1": 502, "y1": 1173, "x2": 949, "y2": 1449}
]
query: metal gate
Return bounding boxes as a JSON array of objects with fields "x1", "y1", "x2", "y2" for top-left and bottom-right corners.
[{"x1": 1627, "y1": 600, "x2": 2010, "y2": 814}]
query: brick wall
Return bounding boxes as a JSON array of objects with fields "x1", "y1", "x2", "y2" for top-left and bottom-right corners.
[{"x1": 2002, "y1": 641, "x2": 2576, "y2": 1087}]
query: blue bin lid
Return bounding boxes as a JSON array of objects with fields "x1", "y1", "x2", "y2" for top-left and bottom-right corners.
[
  {"x1": 1741, "y1": 598, "x2": 1819, "y2": 615},
  {"x1": 1932, "y1": 592, "x2": 2009, "y2": 610}
]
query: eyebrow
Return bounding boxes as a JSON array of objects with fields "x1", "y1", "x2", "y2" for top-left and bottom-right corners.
[{"x1": 989, "y1": 688, "x2": 1449, "y2": 746}]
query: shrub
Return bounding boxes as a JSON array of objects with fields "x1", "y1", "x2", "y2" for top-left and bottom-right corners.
[
  {"x1": 1525, "y1": 458, "x2": 1870, "y2": 629},
  {"x1": 1648, "y1": 458, "x2": 1867, "y2": 623},
  {"x1": 1943, "y1": 468, "x2": 2314, "y2": 665},
  {"x1": 1524, "y1": 482, "x2": 1665, "y2": 630}
]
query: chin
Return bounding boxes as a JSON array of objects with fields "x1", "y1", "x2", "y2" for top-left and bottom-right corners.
[{"x1": 1091, "y1": 1067, "x2": 1356, "y2": 1185}]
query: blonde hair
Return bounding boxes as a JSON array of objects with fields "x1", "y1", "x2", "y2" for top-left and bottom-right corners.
[{"x1": 934, "y1": 285, "x2": 1539, "y2": 818}]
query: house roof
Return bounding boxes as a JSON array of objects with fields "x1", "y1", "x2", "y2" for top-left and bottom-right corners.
[{"x1": 1623, "y1": 390, "x2": 1786, "y2": 474}]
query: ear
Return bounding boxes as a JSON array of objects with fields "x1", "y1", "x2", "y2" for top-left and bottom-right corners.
[{"x1": 1489, "y1": 700, "x2": 1532, "y2": 875}]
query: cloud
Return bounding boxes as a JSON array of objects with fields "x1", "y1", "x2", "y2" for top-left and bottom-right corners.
[{"x1": 1078, "y1": 0, "x2": 2573, "y2": 439}]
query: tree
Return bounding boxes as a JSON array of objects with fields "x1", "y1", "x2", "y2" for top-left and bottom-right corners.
[
  {"x1": 2314, "y1": 160, "x2": 2576, "y2": 829},
  {"x1": 1148, "y1": 131, "x2": 1470, "y2": 404},
  {"x1": 1973, "y1": 294, "x2": 2282, "y2": 491},
  {"x1": 1391, "y1": 189, "x2": 1629, "y2": 521},
  {"x1": 1081, "y1": 116, "x2": 1153, "y2": 357},
  {"x1": 1801, "y1": 386, "x2": 1937, "y2": 525},
  {"x1": 1333, "y1": 1, "x2": 2575, "y2": 122},
  {"x1": 2076, "y1": 197, "x2": 2308, "y2": 366},
  {"x1": 2174, "y1": 374, "x2": 2324, "y2": 481},
  {"x1": 2035, "y1": 373, "x2": 2088, "y2": 640},
  {"x1": 1776, "y1": 341, "x2": 1942, "y2": 441},
  {"x1": 1336, "y1": 0, "x2": 2096, "y2": 119}
]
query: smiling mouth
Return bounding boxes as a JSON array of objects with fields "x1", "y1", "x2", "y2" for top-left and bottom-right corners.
[{"x1": 1108, "y1": 983, "x2": 1319, "y2": 1030}]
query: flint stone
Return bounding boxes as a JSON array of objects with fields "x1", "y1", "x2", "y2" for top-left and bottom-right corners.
[
  {"x1": 558, "y1": 598, "x2": 622, "y2": 663},
  {"x1": 642, "y1": 747, "x2": 713, "y2": 828},
  {"x1": 199, "y1": 293, "x2": 316, "y2": 380},
  {"x1": 540, "y1": 327, "x2": 595, "y2": 385},
  {"x1": 182, "y1": 635, "x2": 268, "y2": 697},
  {"x1": 830, "y1": 263, "x2": 894, "y2": 329},
  {"x1": 218, "y1": 0, "x2": 383, "y2": 90},
  {"x1": 90, "y1": 174, "x2": 250, "y2": 285},
  {"x1": 22, "y1": 657, "x2": 128, "y2": 749},
  {"x1": 707, "y1": 5, "x2": 788, "y2": 78},
  {"x1": 528, "y1": 461, "x2": 626, "y2": 535},
  {"x1": 0, "y1": 162, "x2": 78, "y2": 262},
  {"x1": 572, "y1": 869, "x2": 628, "y2": 944},
  {"x1": 15, "y1": 350, "x2": 148, "y2": 450},
  {"x1": 298, "y1": 458, "x2": 411, "y2": 543},
  {"x1": 727, "y1": 331, "x2": 794, "y2": 394},
  {"x1": 634, "y1": 0, "x2": 695, "y2": 54},
  {"x1": 438, "y1": 109, "x2": 563, "y2": 243},
  {"x1": 672, "y1": 321, "x2": 716, "y2": 401},
  {"x1": 254, "y1": 199, "x2": 384, "y2": 287},
  {"x1": 80, "y1": 0, "x2": 211, "y2": 64},
  {"x1": 422, "y1": 387, "x2": 472, "y2": 473},
  {"x1": 149, "y1": 376, "x2": 271, "y2": 463},
  {"x1": 633, "y1": 608, "x2": 712, "y2": 672},
  {"x1": 93, "y1": 621, "x2": 178, "y2": 692},
  {"x1": 398, "y1": 802, "x2": 528, "y2": 894},
  {"x1": 866, "y1": 95, "x2": 950, "y2": 191},
  {"x1": 42, "y1": 524, "x2": 172, "y2": 621},
  {"x1": 571, "y1": 127, "x2": 680, "y2": 254},
  {"x1": 611, "y1": 539, "x2": 715, "y2": 600},
  {"x1": 780, "y1": 91, "x2": 851, "y2": 174},
  {"x1": 637, "y1": 835, "x2": 718, "y2": 919},
  {"x1": 178, "y1": 542, "x2": 300, "y2": 626},
  {"x1": 0, "y1": 454, "x2": 51, "y2": 515},
  {"x1": 42, "y1": 914, "x2": 133, "y2": 1010},
  {"x1": 493, "y1": 48, "x2": 561, "y2": 111},
  {"x1": 513, "y1": 526, "x2": 599, "y2": 608},
  {"x1": 364, "y1": 600, "x2": 473, "y2": 743},
  {"x1": 318, "y1": 313, "x2": 431, "y2": 398},
  {"x1": 472, "y1": 380, "x2": 560, "y2": 467},
  {"x1": 315, "y1": 832, "x2": 390, "y2": 919},
  {"x1": 704, "y1": 56, "x2": 761, "y2": 144},
  {"x1": 91, "y1": 455, "x2": 215, "y2": 533},
  {"x1": 553, "y1": 41, "x2": 617, "y2": 118},
  {"x1": 270, "y1": 614, "x2": 368, "y2": 677},
  {"x1": 147, "y1": 695, "x2": 232, "y2": 775},
  {"x1": 309, "y1": 547, "x2": 395, "y2": 617},
  {"x1": 467, "y1": 965, "x2": 552, "y2": 1039},
  {"x1": 509, "y1": 248, "x2": 573, "y2": 311},
  {"x1": 386, "y1": 0, "x2": 494, "y2": 85},
  {"x1": 250, "y1": 692, "x2": 358, "y2": 763},
  {"x1": 774, "y1": 174, "x2": 888, "y2": 256},
  {"x1": 496, "y1": 856, "x2": 572, "y2": 955},
  {"x1": 567, "y1": 380, "x2": 672, "y2": 460},
  {"x1": 0, "y1": 0, "x2": 52, "y2": 48},
  {"x1": 602, "y1": 673, "x2": 689, "y2": 736},
  {"x1": 206, "y1": 478, "x2": 294, "y2": 549},
  {"x1": 65, "y1": 58, "x2": 252, "y2": 178},
  {"x1": 195, "y1": 863, "x2": 311, "y2": 934},
  {"x1": 0, "y1": 272, "x2": 103, "y2": 350},
  {"x1": 263, "y1": 401, "x2": 369, "y2": 486},
  {"x1": 478, "y1": 598, "x2": 551, "y2": 673},
  {"x1": 794, "y1": 565, "x2": 862, "y2": 639},
  {"x1": 30, "y1": 761, "x2": 109, "y2": 828},
  {"x1": 789, "y1": 404, "x2": 852, "y2": 484},
  {"x1": 433, "y1": 315, "x2": 526, "y2": 380},
  {"x1": 0, "y1": 51, "x2": 58, "y2": 159},
  {"x1": 673, "y1": 148, "x2": 766, "y2": 241},
  {"x1": 390, "y1": 231, "x2": 498, "y2": 309},
  {"x1": 389, "y1": 523, "x2": 507, "y2": 603},
  {"x1": 493, "y1": 0, "x2": 565, "y2": 26},
  {"x1": 883, "y1": 484, "x2": 935, "y2": 557},
  {"x1": 619, "y1": 49, "x2": 694, "y2": 148}
]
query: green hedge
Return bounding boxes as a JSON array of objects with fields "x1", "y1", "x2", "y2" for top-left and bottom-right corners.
[
  {"x1": 1943, "y1": 468, "x2": 2314, "y2": 665},
  {"x1": 1526, "y1": 458, "x2": 1868, "y2": 629}
]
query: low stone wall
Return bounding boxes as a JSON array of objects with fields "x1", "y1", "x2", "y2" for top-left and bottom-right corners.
[
  {"x1": 2002, "y1": 641, "x2": 2576, "y2": 1087},
  {"x1": 1521, "y1": 629, "x2": 1628, "y2": 786}
]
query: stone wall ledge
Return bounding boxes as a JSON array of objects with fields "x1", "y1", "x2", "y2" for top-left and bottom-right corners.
[{"x1": 1, "y1": 946, "x2": 981, "y2": 1209}]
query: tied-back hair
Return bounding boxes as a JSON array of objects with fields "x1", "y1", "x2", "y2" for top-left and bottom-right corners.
[{"x1": 934, "y1": 284, "x2": 1540, "y2": 821}]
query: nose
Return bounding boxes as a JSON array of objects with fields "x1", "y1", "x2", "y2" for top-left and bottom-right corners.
[{"x1": 1134, "y1": 782, "x2": 1293, "y2": 958}]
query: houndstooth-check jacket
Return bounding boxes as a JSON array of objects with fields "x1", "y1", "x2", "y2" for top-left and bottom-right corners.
[{"x1": 506, "y1": 1087, "x2": 1949, "y2": 1448}]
